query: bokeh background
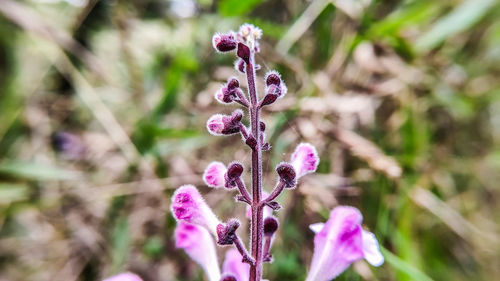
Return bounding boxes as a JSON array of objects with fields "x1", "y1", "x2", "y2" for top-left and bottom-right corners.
[{"x1": 0, "y1": 0, "x2": 499, "y2": 280}]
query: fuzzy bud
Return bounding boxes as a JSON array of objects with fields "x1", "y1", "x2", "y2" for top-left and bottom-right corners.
[
  {"x1": 245, "y1": 135, "x2": 257, "y2": 149},
  {"x1": 227, "y1": 77, "x2": 239, "y2": 90},
  {"x1": 213, "y1": 33, "x2": 237, "y2": 52},
  {"x1": 217, "y1": 219, "x2": 240, "y2": 245},
  {"x1": 264, "y1": 216, "x2": 279, "y2": 236},
  {"x1": 203, "y1": 162, "x2": 227, "y2": 188},
  {"x1": 265, "y1": 71, "x2": 281, "y2": 87},
  {"x1": 237, "y1": 43, "x2": 250, "y2": 63},
  {"x1": 260, "y1": 91, "x2": 279, "y2": 106},
  {"x1": 235, "y1": 59, "x2": 245, "y2": 73},
  {"x1": 224, "y1": 162, "x2": 244, "y2": 188},
  {"x1": 276, "y1": 162, "x2": 297, "y2": 188},
  {"x1": 206, "y1": 110, "x2": 243, "y2": 136}
]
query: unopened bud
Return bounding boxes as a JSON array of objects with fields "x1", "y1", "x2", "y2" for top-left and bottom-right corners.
[
  {"x1": 265, "y1": 71, "x2": 281, "y2": 87},
  {"x1": 227, "y1": 77, "x2": 239, "y2": 90},
  {"x1": 212, "y1": 33, "x2": 237, "y2": 52},
  {"x1": 224, "y1": 162, "x2": 244, "y2": 188},
  {"x1": 234, "y1": 59, "x2": 245, "y2": 73},
  {"x1": 261, "y1": 92, "x2": 279, "y2": 106},
  {"x1": 206, "y1": 110, "x2": 243, "y2": 136},
  {"x1": 276, "y1": 162, "x2": 297, "y2": 188},
  {"x1": 245, "y1": 135, "x2": 257, "y2": 149},
  {"x1": 260, "y1": 121, "x2": 266, "y2": 131},
  {"x1": 237, "y1": 43, "x2": 250, "y2": 63},
  {"x1": 217, "y1": 219, "x2": 240, "y2": 245},
  {"x1": 264, "y1": 216, "x2": 279, "y2": 236}
]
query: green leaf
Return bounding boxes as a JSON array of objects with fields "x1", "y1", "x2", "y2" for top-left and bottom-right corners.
[
  {"x1": 111, "y1": 217, "x2": 130, "y2": 274},
  {"x1": 218, "y1": 0, "x2": 264, "y2": 17},
  {"x1": 381, "y1": 246, "x2": 435, "y2": 281},
  {"x1": 415, "y1": 0, "x2": 496, "y2": 52},
  {"x1": 0, "y1": 162, "x2": 81, "y2": 181},
  {"x1": 0, "y1": 183, "x2": 29, "y2": 205}
]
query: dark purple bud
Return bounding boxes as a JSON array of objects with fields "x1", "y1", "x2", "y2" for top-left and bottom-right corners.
[
  {"x1": 245, "y1": 135, "x2": 257, "y2": 149},
  {"x1": 220, "y1": 274, "x2": 237, "y2": 281},
  {"x1": 264, "y1": 216, "x2": 279, "y2": 236},
  {"x1": 265, "y1": 71, "x2": 281, "y2": 87},
  {"x1": 260, "y1": 121, "x2": 266, "y2": 131},
  {"x1": 262, "y1": 142, "x2": 271, "y2": 151},
  {"x1": 216, "y1": 219, "x2": 240, "y2": 245},
  {"x1": 231, "y1": 109, "x2": 243, "y2": 123},
  {"x1": 227, "y1": 77, "x2": 239, "y2": 90},
  {"x1": 237, "y1": 43, "x2": 250, "y2": 63},
  {"x1": 276, "y1": 162, "x2": 297, "y2": 188},
  {"x1": 261, "y1": 92, "x2": 279, "y2": 106},
  {"x1": 226, "y1": 162, "x2": 243, "y2": 179},
  {"x1": 265, "y1": 201, "x2": 282, "y2": 211},
  {"x1": 235, "y1": 59, "x2": 245, "y2": 73},
  {"x1": 212, "y1": 33, "x2": 237, "y2": 52}
]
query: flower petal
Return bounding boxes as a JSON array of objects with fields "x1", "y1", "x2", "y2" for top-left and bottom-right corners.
[
  {"x1": 306, "y1": 206, "x2": 365, "y2": 281},
  {"x1": 291, "y1": 143, "x2": 319, "y2": 178},
  {"x1": 362, "y1": 230, "x2": 384, "y2": 267},
  {"x1": 203, "y1": 162, "x2": 227, "y2": 188},
  {"x1": 171, "y1": 185, "x2": 220, "y2": 235},
  {"x1": 175, "y1": 222, "x2": 221, "y2": 281},
  {"x1": 222, "y1": 248, "x2": 250, "y2": 281}
]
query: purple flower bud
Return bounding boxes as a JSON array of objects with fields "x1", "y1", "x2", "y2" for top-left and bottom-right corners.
[
  {"x1": 203, "y1": 162, "x2": 227, "y2": 188},
  {"x1": 263, "y1": 216, "x2": 279, "y2": 236},
  {"x1": 245, "y1": 135, "x2": 257, "y2": 149},
  {"x1": 234, "y1": 59, "x2": 245, "y2": 73},
  {"x1": 171, "y1": 185, "x2": 220, "y2": 235},
  {"x1": 305, "y1": 206, "x2": 384, "y2": 281},
  {"x1": 260, "y1": 92, "x2": 279, "y2": 106},
  {"x1": 217, "y1": 219, "x2": 240, "y2": 245},
  {"x1": 227, "y1": 77, "x2": 240, "y2": 90},
  {"x1": 224, "y1": 161, "x2": 244, "y2": 188},
  {"x1": 276, "y1": 162, "x2": 297, "y2": 188},
  {"x1": 176, "y1": 221, "x2": 221, "y2": 281},
  {"x1": 231, "y1": 109, "x2": 243, "y2": 123},
  {"x1": 265, "y1": 71, "x2": 281, "y2": 87},
  {"x1": 206, "y1": 111, "x2": 243, "y2": 136},
  {"x1": 215, "y1": 87, "x2": 235, "y2": 104},
  {"x1": 212, "y1": 32, "x2": 237, "y2": 52},
  {"x1": 222, "y1": 249, "x2": 250, "y2": 281},
  {"x1": 259, "y1": 121, "x2": 266, "y2": 131},
  {"x1": 237, "y1": 43, "x2": 250, "y2": 63},
  {"x1": 291, "y1": 143, "x2": 319, "y2": 178},
  {"x1": 103, "y1": 272, "x2": 143, "y2": 281}
]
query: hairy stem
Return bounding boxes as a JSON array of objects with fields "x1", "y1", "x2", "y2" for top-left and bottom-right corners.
[
  {"x1": 247, "y1": 51, "x2": 264, "y2": 281},
  {"x1": 264, "y1": 180, "x2": 285, "y2": 203}
]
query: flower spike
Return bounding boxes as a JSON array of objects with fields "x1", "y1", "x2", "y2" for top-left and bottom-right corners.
[
  {"x1": 176, "y1": 222, "x2": 221, "y2": 281},
  {"x1": 171, "y1": 185, "x2": 220, "y2": 235},
  {"x1": 305, "y1": 206, "x2": 384, "y2": 281}
]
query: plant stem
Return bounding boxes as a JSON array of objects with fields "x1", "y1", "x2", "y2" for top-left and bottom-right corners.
[{"x1": 246, "y1": 51, "x2": 264, "y2": 281}]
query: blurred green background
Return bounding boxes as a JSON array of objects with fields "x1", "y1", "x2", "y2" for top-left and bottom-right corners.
[{"x1": 0, "y1": 0, "x2": 499, "y2": 280}]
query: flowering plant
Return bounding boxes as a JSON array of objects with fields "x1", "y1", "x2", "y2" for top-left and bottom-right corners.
[{"x1": 106, "y1": 23, "x2": 383, "y2": 281}]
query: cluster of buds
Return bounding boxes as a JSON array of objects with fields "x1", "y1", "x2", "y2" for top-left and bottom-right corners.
[{"x1": 167, "y1": 23, "x2": 384, "y2": 281}]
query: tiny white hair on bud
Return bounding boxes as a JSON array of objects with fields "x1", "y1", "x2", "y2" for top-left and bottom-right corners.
[
  {"x1": 212, "y1": 32, "x2": 222, "y2": 52},
  {"x1": 206, "y1": 114, "x2": 225, "y2": 136}
]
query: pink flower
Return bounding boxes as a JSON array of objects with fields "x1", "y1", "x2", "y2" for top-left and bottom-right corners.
[
  {"x1": 291, "y1": 143, "x2": 319, "y2": 178},
  {"x1": 206, "y1": 114, "x2": 226, "y2": 136},
  {"x1": 203, "y1": 161, "x2": 227, "y2": 188},
  {"x1": 306, "y1": 206, "x2": 384, "y2": 281},
  {"x1": 103, "y1": 272, "x2": 142, "y2": 281},
  {"x1": 171, "y1": 185, "x2": 220, "y2": 235},
  {"x1": 175, "y1": 222, "x2": 221, "y2": 281},
  {"x1": 222, "y1": 248, "x2": 250, "y2": 281}
]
